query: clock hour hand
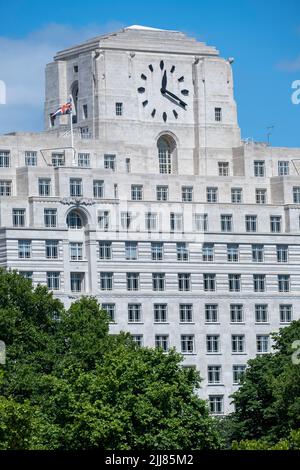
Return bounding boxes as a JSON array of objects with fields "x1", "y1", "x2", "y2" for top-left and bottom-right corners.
[{"x1": 163, "y1": 88, "x2": 187, "y2": 108}]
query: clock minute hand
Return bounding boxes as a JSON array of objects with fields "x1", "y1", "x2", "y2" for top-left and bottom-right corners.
[
  {"x1": 164, "y1": 89, "x2": 187, "y2": 108},
  {"x1": 161, "y1": 70, "x2": 167, "y2": 91}
]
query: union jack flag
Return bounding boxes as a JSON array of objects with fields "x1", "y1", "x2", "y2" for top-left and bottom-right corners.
[{"x1": 50, "y1": 97, "x2": 72, "y2": 120}]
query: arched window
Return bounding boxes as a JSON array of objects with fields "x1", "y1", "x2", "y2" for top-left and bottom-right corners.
[
  {"x1": 67, "y1": 209, "x2": 83, "y2": 229},
  {"x1": 157, "y1": 135, "x2": 176, "y2": 174}
]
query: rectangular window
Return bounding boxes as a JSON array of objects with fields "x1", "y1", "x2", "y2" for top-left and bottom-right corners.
[
  {"x1": 131, "y1": 184, "x2": 143, "y2": 201},
  {"x1": 204, "y1": 274, "x2": 216, "y2": 291},
  {"x1": 278, "y1": 275, "x2": 290, "y2": 292},
  {"x1": 156, "y1": 185, "x2": 169, "y2": 201},
  {"x1": 227, "y1": 244, "x2": 239, "y2": 262},
  {"x1": 99, "y1": 241, "x2": 112, "y2": 260},
  {"x1": 278, "y1": 161, "x2": 289, "y2": 176},
  {"x1": 293, "y1": 187, "x2": 300, "y2": 203},
  {"x1": 93, "y1": 180, "x2": 104, "y2": 198},
  {"x1": 0, "y1": 150, "x2": 10, "y2": 167},
  {"x1": 209, "y1": 395, "x2": 223, "y2": 415},
  {"x1": 207, "y1": 335, "x2": 220, "y2": 353},
  {"x1": 182, "y1": 186, "x2": 193, "y2": 202},
  {"x1": 205, "y1": 304, "x2": 218, "y2": 323},
  {"x1": 38, "y1": 178, "x2": 51, "y2": 196},
  {"x1": 214, "y1": 107, "x2": 222, "y2": 122},
  {"x1": 0, "y1": 180, "x2": 12, "y2": 196},
  {"x1": 128, "y1": 304, "x2": 141, "y2": 323},
  {"x1": 125, "y1": 241, "x2": 137, "y2": 260},
  {"x1": 207, "y1": 187, "x2": 218, "y2": 203},
  {"x1": 102, "y1": 303, "x2": 116, "y2": 322},
  {"x1": 178, "y1": 273, "x2": 191, "y2": 291},
  {"x1": 181, "y1": 335, "x2": 195, "y2": 354},
  {"x1": 177, "y1": 242, "x2": 189, "y2": 261},
  {"x1": 155, "y1": 335, "x2": 169, "y2": 352},
  {"x1": 121, "y1": 211, "x2": 132, "y2": 230},
  {"x1": 231, "y1": 188, "x2": 242, "y2": 204},
  {"x1": 228, "y1": 274, "x2": 241, "y2": 292},
  {"x1": 100, "y1": 272, "x2": 113, "y2": 290},
  {"x1": 13, "y1": 209, "x2": 25, "y2": 227},
  {"x1": 194, "y1": 213, "x2": 208, "y2": 232},
  {"x1": 145, "y1": 212, "x2": 157, "y2": 231},
  {"x1": 47, "y1": 272, "x2": 60, "y2": 290},
  {"x1": 18, "y1": 240, "x2": 31, "y2": 259},
  {"x1": 70, "y1": 178, "x2": 82, "y2": 197},
  {"x1": 125, "y1": 158, "x2": 131, "y2": 173},
  {"x1": 179, "y1": 304, "x2": 193, "y2": 323},
  {"x1": 257, "y1": 335, "x2": 269, "y2": 353},
  {"x1": 115, "y1": 102, "x2": 123, "y2": 116},
  {"x1": 230, "y1": 304, "x2": 244, "y2": 323},
  {"x1": 70, "y1": 242, "x2": 83, "y2": 261},
  {"x1": 170, "y1": 213, "x2": 183, "y2": 232},
  {"x1": 254, "y1": 160, "x2": 265, "y2": 177},
  {"x1": 78, "y1": 153, "x2": 90, "y2": 167},
  {"x1": 256, "y1": 188, "x2": 267, "y2": 204},
  {"x1": 277, "y1": 244, "x2": 288, "y2": 263},
  {"x1": 253, "y1": 274, "x2": 266, "y2": 292},
  {"x1": 44, "y1": 209, "x2": 57, "y2": 228},
  {"x1": 154, "y1": 304, "x2": 167, "y2": 323},
  {"x1": 208, "y1": 366, "x2": 221, "y2": 384},
  {"x1": 82, "y1": 104, "x2": 88, "y2": 119},
  {"x1": 280, "y1": 304, "x2": 292, "y2": 323},
  {"x1": 245, "y1": 215, "x2": 257, "y2": 232},
  {"x1": 70, "y1": 272, "x2": 84, "y2": 292},
  {"x1": 255, "y1": 304, "x2": 268, "y2": 323},
  {"x1": 127, "y1": 273, "x2": 139, "y2": 291},
  {"x1": 202, "y1": 243, "x2": 214, "y2": 262},
  {"x1": 51, "y1": 153, "x2": 64, "y2": 167},
  {"x1": 233, "y1": 365, "x2": 246, "y2": 385},
  {"x1": 131, "y1": 335, "x2": 143, "y2": 347},
  {"x1": 151, "y1": 242, "x2": 163, "y2": 261},
  {"x1": 20, "y1": 271, "x2": 33, "y2": 281},
  {"x1": 104, "y1": 154, "x2": 116, "y2": 171},
  {"x1": 25, "y1": 151, "x2": 37, "y2": 166},
  {"x1": 46, "y1": 240, "x2": 58, "y2": 259},
  {"x1": 98, "y1": 211, "x2": 110, "y2": 231},
  {"x1": 152, "y1": 273, "x2": 165, "y2": 291},
  {"x1": 270, "y1": 216, "x2": 282, "y2": 233},
  {"x1": 232, "y1": 335, "x2": 245, "y2": 353},
  {"x1": 252, "y1": 244, "x2": 264, "y2": 263},
  {"x1": 218, "y1": 162, "x2": 229, "y2": 176},
  {"x1": 221, "y1": 214, "x2": 232, "y2": 232}
]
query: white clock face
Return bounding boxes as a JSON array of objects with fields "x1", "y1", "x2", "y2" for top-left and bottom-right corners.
[{"x1": 137, "y1": 60, "x2": 190, "y2": 122}]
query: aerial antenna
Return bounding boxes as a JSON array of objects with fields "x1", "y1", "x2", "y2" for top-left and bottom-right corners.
[{"x1": 267, "y1": 125, "x2": 274, "y2": 146}]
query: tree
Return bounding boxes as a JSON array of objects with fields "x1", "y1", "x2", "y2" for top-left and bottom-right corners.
[{"x1": 0, "y1": 269, "x2": 221, "y2": 450}]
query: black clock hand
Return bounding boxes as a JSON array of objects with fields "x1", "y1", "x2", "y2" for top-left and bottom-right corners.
[
  {"x1": 161, "y1": 70, "x2": 167, "y2": 91},
  {"x1": 163, "y1": 89, "x2": 187, "y2": 108}
]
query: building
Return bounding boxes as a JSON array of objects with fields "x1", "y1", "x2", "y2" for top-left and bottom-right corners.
[{"x1": 0, "y1": 25, "x2": 300, "y2": 414}]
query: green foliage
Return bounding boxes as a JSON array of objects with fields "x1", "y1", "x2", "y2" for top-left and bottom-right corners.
[
  {"x1": 232, "y1": 429, "x2": 300, "y2": 450},
  {"x1": 0, "y1": 269, "x2": 221, "y2": 450}
]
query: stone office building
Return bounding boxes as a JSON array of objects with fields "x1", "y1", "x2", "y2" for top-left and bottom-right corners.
[{"x1": 0, "y1": 25, "x2": 300, "y2": 414}]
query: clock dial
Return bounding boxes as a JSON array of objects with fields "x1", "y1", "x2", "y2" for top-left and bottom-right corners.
[{"x1": 137, "y1": 60, "x2": 190, "y2": 120}]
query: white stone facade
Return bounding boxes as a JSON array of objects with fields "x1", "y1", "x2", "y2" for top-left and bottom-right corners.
[{"x1": 1, "y1": 26, "x2": 300, "y2": 414}]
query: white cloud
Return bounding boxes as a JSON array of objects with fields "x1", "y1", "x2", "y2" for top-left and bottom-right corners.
[
  {"x1": 277, "y1": 55, "x2": 300, "y2": 72},
  {"x1": 0, "y1": 21, "x2": 124, "y2": 133}
]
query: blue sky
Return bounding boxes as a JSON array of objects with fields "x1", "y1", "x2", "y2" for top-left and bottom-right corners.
[{"x1": 0, "y1": 0, "x2": 299, "y2": 147}]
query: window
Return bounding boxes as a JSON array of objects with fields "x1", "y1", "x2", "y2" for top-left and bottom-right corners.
[
  {"x1": 254, "y1": 274, "x2": 266, "y2": 292},
  {"x1": 93, "y1": 180, "x2": 104, "y2": 198},
  {"x1": 277, "y1": 245, "x2": 288, "y2": 263},
  {"x1": 218, "y1": 162, "x2": 229, "y2": 176},
  {"x1": 205, "y1": 304, "x2": 218, "y2": 323},
  {"x1": 18, "y1": 240, "x2": 31, "y2": 259},
  {"x1": 131, "y1": 185, "x2": 143, "y2": 201},
  {"x1": 67, "y1": 210, "x2": 83, "y2": 229},
  {"x1": 115, "y1": 102, "x2": 123, "y2": 116},
  {"x1": 121, "y1": 212, "x2": 132, "y2": 230},
  {"x1": 73, "y1": 64, "x2": 78, "y2": 73},
  {"x1": 99, "y1": 241, "x2": 112, "y2": 260},
  {"x1": 52, "y1": 153, "x2": 64, "y2": 167},
  {"x1": 254, "y1": 160, "x2": 265, "y2": 177},
  {"x1": 227, "y1": 244, "x2": 239, "y2": 262},
  {"x1": 114, "y1": 184, "x2": 118, "y2": 199},
  {"x1": 230, "y1": 304, "x2": 243, "y2": 323},
  {"x1": 156, "y1": 185, "x2": 168, "y2": 201},
  {"x1": 178, "y1": 273, "x2": 191, "y2": 291},
  {"x1": 194, "y1": 213, "x2": 208, "y2": 232},
  {"x1": 47, "y1": 272, "x2": 60, "y2": 290},
  {"x1": 125, "y1": 241, "x2": 137, "y2": 260},
  {"x1": 257, "y1": 335, "x2": 269, "y2": 353},
  {"x1": 38, "y1": 178, "x2": 51, "y2": 196},
  {"x1": 154, "y1": 304, "x2": 167, "y2": 323},
  {"x1": 202, "y1": 243, "x2": 214, "y2": 262},
  {"x1": 13, "y1": 209, "x2": 25, "y2": 227},
  {"x1": 0, "y1": 150, "x2": 10, "y2": 167},
  {"x1": 232, "y1": 335, "x2": 245, "y2": 353},
  {"x1": 207, "y1": 187, "x2": 218, "y2": 203},
  {"x1": 280, "y1": 305, "x2": 292, "y2": 323},
  {"x1": 181, "y1": 335, "x2": 195, "y2": 354},
  {"x1": 209, "y1": 395, "x2": 223, "y2": 415},
  {"x1": 155, "y1": 335, "x2": 169, "y2": 352},
  {"x1": 229, "y1": 274, "x2": 241, "y2": 292},
  {"x1": 245, "y1": 215, "x2": 257, "y2": 232},
  {"x1": 170, "y1": 213, "x2": 183, "y2": 232},
  {"x1": 256, "y1": 188, "x2": 267, "y2": 204},
  {"x1": 151, "y1": 242, "x2": 163, "y2": 261},
  {"x1": 80, "y1": 127, "x2": 90, "y2": 139},
  {"x1": 78, "y1": 153, "x2": 90, "y2": 167},
  {"x1": 100, "y1": 272, "x2": 113, "y2": 290},
  {"x1": 102, "y1": 303, "x2": 116, "y2": 322},
  {"x1": 207, "y1": 335, "x2": 220, "y2": 353},
  {"x1": 0, "y1": 180, "x2": 11, "y2": 196},
  {"x1": 270, "y1": 216, "x2": 282, "y2": 233},
  {"x1": 46, "y1": 240, "x2": 58, "y2": 259},
  {"x1": 82, "y1": 104, "x2": 88, "y2": 119},
  {"x1": 25, "y1": 151, "x2": 37, "y2": 166},
  {"x1": 145, "y1": 212, "x2": 157, "y2": 231},
  {"x1": 252, "y1": 244, "x2": 264, "y2": 263},
  {"x1": 204, "y1": 274, "x2": 216, "y2": 291},
  {"x1": 231, "y1": 188, "x2": 242, "y2": 204},
  {"x1": 127, "y1": 273, "x2": 139, "y2": 291},
  {"x1": 20, "y1": 271, "x2": 33, "y2": 281},
  {"x1": 177, "y1": 242, "x2": 189, "y2": 261},
  {"x1": 221, "y1": 214, "x2": 232, "y2": 232},
  {"x1": 208, "y1": 366, "x2": 221, "y2": 384},
  {"x1": 293, "y1": 187, "x2": 300, "y2": 203},
  {"x1": 158, "y1": 136, "x2": 173, "y2": 174},
  {"x1": 182, "y1": 186, "x2": 193, "y2": 202},
  {"x1": 104, "y1": 154, "x2": 116, "y2": 171},
  {"x1": 278, "y1": 161, "x2": 289, "y2": 176},
  {"x1": 98, "y1": 211, "x2": 110, "y2": 231},
  {"x1": 180, "y1": 304, "x2": 193, "y2": 323},
  {"x1": 128, "y1": 304, "x2": 141, "y2": 323},
  {"x1": 70, "y1": 178, "x2": 82, "y2": 197},
  {"x1": 278, "y1": 274, "x2": 290, "y2": 292},
  {"x1": 214, "y1": 107, "x2": 222, "y2": 122},
  {"x1": 70, "y1": 242, "x2": 83, "y2": 261},
  {"x1": 255, "y1": 304, "x2": 268, "y2": 323},
  {"x1": 125, "y1": 158, "x2": 131, "y2": 173},
  {"x1": 152, "y1": 273, "x2": 165, "y2": 291},
  {"x1": 70, "y1": 272, "x2": 84, "y2": 292},
  {"x1": 233, "y1": 365, "x2": 246, "y2": 384},
  {"x1": 44, "y1": 209, "x2": 57, "y2": 228},
  {"x1": 131, "y1": 335, "x2": 143, "y2": 347}
]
